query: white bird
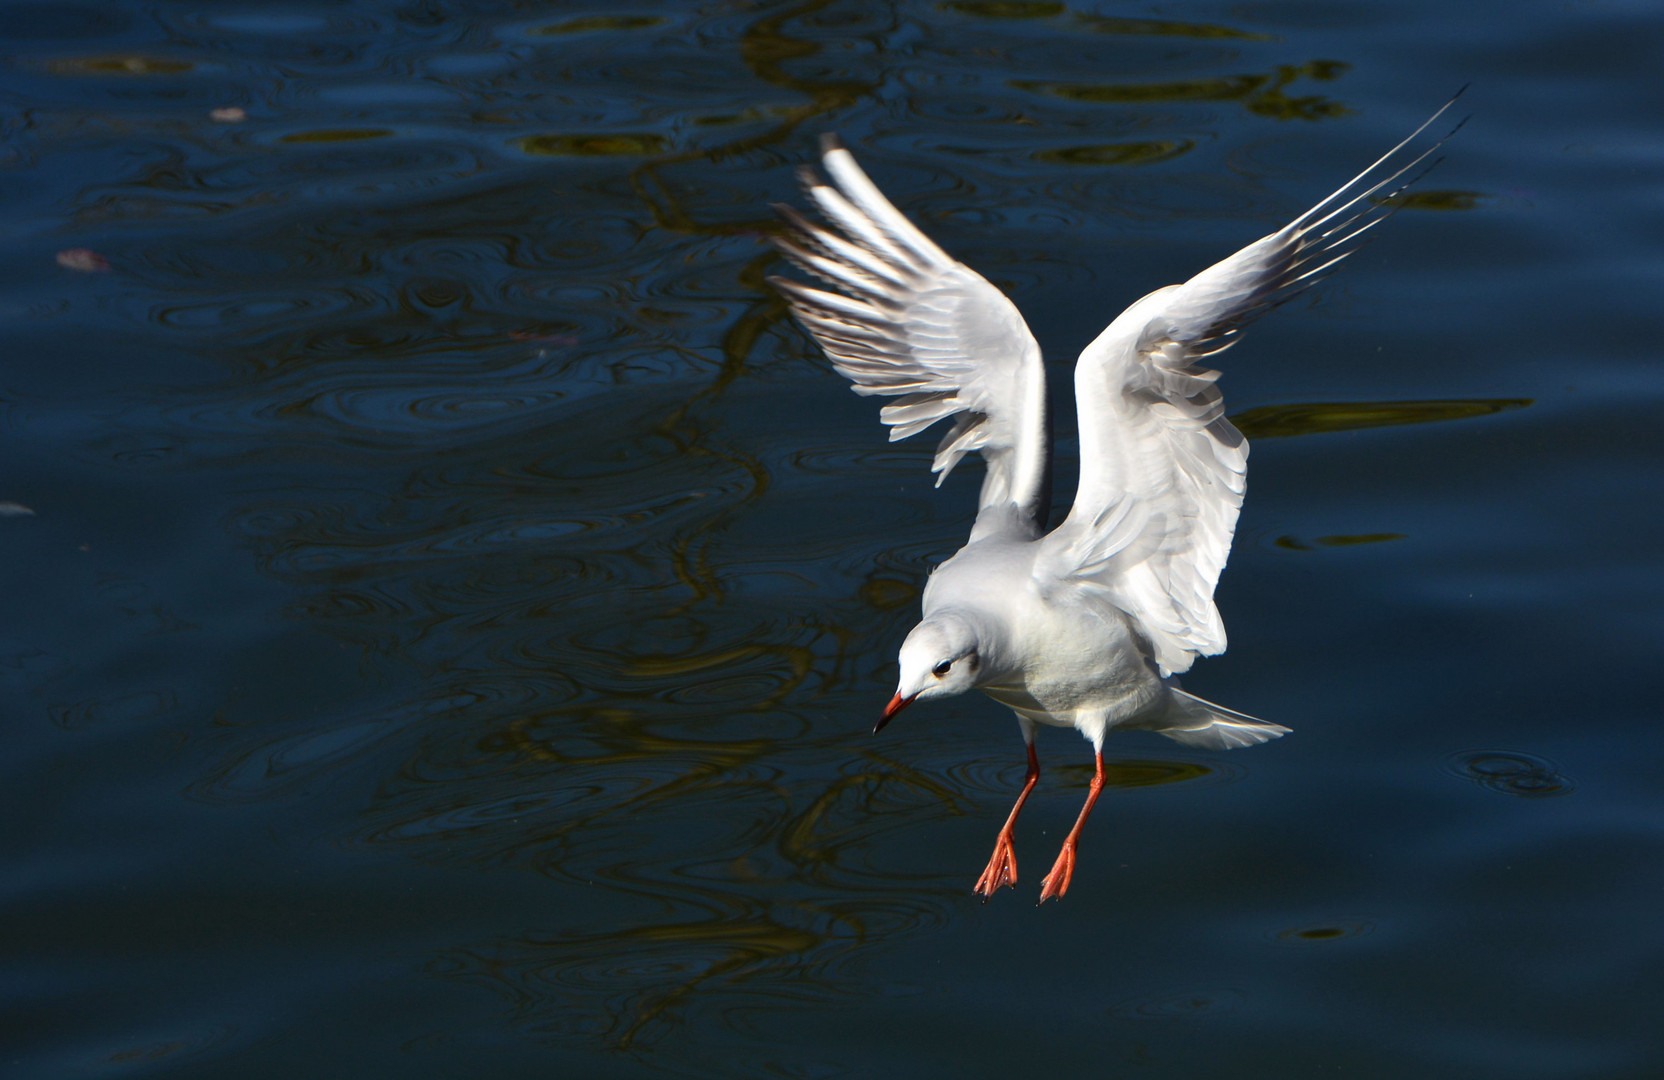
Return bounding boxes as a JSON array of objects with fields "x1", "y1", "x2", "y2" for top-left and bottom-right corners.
[{"x1": 768, "y1": 97, "x2": 1463, "y2": 902}]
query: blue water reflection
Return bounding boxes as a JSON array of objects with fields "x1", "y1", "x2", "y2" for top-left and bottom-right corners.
[{"x1": 2, "y1": 0, "x2": 1662, "y2": 1076}]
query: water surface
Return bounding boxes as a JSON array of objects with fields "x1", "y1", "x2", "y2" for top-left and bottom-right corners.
[{"x1": 3, "y1": 1, "x2": 1663, "y2": 1076}]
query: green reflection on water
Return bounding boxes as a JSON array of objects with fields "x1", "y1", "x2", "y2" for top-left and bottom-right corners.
[
  {"x1": 1051, "y1": 759, "x2": 1215, "y2": 788},
  {"x1": 1231, "y1": 398, "x2": 1531, "y2": 440},
  {"x1": 1034, "y1": 139, "x2": 1193, "y2": 166},
  {"x1": 49, "y1": 54, "x2": 193, "y2": 75},
  {"x1": 1076, "y1": 13, "x2": 1271, "y2": 40},
  {"x1": 625, "y1": 641, "x2": 818, "y2": 712},
  {"x1": 280, "y1": 128, "x2": 393, "y2": 143},
  {"x1": 529, "y1": 15, "x2": 665, "y2": 36},
  {"x1": 859, "y1": 576, "x2": 918, "y2": 611},
  {"x1": 435, "y1": 909, "x2": 850, "y2": 1052},
  {"x1": 942, "y1": 0, "x2": 1269, "y2": 38},
  {"x1": 1274, "y1": 920, "x2": 1375, "y2": 944},
  {"x1": 1013, "y1": 60, "x2": 1350, "y2": 120}
]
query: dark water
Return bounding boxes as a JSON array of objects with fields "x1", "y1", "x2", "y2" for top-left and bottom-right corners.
[{"x1": 3, "y1": 1, "x2": 1662, "y2": 1075}]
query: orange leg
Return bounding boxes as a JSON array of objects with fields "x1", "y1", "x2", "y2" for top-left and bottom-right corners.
[
  {"x1": 973, "y1": 742, "x2": 1040, "y2": 899},
  {"x1": 1038, "y1": 750, "x2": 1106, "y2": 903}
]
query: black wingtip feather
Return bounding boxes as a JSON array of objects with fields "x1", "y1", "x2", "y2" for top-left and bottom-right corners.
[{"x1": 819, "y1": 132, "x2": 846, "y2": 155}]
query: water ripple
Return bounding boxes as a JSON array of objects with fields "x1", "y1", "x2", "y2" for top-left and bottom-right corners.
[{"x1": 1446, "y1": 750, "x2": 1575, "y2": 799}]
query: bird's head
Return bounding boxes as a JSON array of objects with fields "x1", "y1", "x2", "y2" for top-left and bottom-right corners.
[{"x1": 877, "y1": 613, "x2": 983, "y2": 732}]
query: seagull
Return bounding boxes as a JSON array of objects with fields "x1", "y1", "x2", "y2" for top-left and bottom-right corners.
[{"x1": 767, "y1": 96, "x2": 1463, "y2": 902}]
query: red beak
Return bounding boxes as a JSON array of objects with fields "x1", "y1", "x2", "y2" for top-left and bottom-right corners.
[{"x1": 875, "y1": 693, "x2": 914, "y2": 734}]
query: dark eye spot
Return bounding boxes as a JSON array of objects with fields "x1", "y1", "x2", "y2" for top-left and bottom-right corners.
[{"x1": 932, "y1": 660, "x2": 952, "y2": 677}]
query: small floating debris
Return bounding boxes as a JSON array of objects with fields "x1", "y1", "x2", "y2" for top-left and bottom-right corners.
[
  {"x1": 56, "y1": 249, "x2": 110, "y2": 272},
  {"x1": 0, "y1": 502, "x2": 34, "y2": 517},
  {"x1": 209, "y1": 106, "x2": 246, "y2": 123}
]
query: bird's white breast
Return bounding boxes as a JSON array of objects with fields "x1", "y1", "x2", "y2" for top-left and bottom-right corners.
[{"x1": 924, "y1": 536, "x2": 1164, "y2": 726}]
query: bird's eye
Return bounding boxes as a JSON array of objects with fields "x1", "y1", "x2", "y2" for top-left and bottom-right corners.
[{"x1": 932, "y1": 660, "x2": 952, "y2": 678}]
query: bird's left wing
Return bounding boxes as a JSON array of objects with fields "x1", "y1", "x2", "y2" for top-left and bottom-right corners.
[
  {"x1": 1040, "y1": 95, "x2": 1464, "y2": 676},
  {"x1": 768, "y1": 136, "x2": 1050, "y2": 535}
]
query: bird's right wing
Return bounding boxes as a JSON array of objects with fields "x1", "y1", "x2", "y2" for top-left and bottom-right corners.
[{"x1": 768, "y1": 136, "x2": 1050, "y2": 536}]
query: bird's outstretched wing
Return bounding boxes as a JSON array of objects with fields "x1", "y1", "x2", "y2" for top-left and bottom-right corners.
[
  {"x1": 768, "y1": 135, "x2": 1050, "y2": 536},
  {"x1": 1041, "y1": 94, "x2": 1465, "y2": 676}
]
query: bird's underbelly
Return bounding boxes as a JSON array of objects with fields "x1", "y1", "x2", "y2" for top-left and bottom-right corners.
[
  {"x1": 981, "y1": 673, "x2": 1158, "y2": 727},
  {"x1": 979, "y1": 603, "x2": 1163, "y2": 724},
  {"x1": 925, "y1": 536, "x2": 1165, "y2": 725}
]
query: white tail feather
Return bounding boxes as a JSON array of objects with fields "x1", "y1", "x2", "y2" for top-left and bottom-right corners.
[{"x1": 1155, "y1": 688, "x2": 1291, "y2": 750}]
